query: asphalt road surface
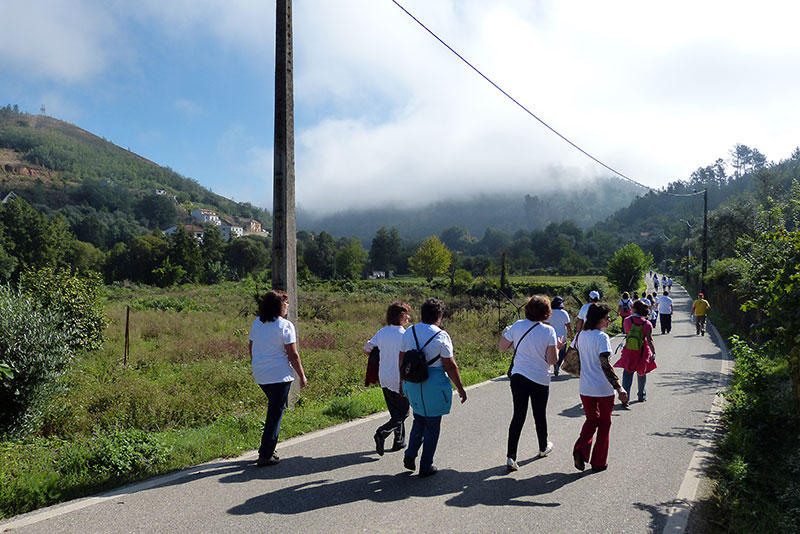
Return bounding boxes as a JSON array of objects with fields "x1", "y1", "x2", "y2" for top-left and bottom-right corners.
[{"x1": 2, "y1": 282, "x2": 729, "y2": 534}]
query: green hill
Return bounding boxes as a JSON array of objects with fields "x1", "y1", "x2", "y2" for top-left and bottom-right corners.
[{"x1": 0, "y1": 105, "x2": 271, "y2": 251}]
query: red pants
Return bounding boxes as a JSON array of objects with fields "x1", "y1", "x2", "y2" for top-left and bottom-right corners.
[{"x1": 573, "y1": 395, "x2": 615, "y2": 468}]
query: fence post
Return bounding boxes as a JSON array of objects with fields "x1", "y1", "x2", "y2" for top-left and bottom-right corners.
[{"x1": 124, "y1": 306, "x2": 130, "y2": 366}]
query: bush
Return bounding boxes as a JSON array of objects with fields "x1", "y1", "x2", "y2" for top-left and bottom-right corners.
[
  {"x1": 19, "y1": 267, "x2": 107, "y2": 352},
  {"x1": 0, "y1": 286, "x2": 75, "y2": 437},
  {"x1": 606, "y1": 243, "x2": 653, "y2": 293}
]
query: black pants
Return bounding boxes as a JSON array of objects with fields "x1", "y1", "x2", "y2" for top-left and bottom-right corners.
[
  {"x1": 258, "y1": 382, "x2": 292, "y2": 459},
  {"x1": 660, "y1": 313, "x2": 672, "y2": 334},
  {"x1": 376, "y1": 387, "x2": 409, "y2": 447},
  {"x1": 507, "y1": 374, "x2": 550, "y2": 459}
]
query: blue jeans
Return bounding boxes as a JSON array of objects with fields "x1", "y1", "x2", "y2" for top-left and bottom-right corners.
[
  {"x1": 554, "y1": 345, "x2": 567, "y2": 374},
  {"x1": 258, "y1": 381, "x2": 292, "y2": 458},
  {"x1": 404, "y1": 413, "x2": 442, "y2": 472},
  {"x1": 622, "y1": 370, "x2": 647, "y2": 401}
]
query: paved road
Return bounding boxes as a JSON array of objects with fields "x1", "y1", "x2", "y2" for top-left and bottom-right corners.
[{"x1": 2, "y1": 283, "x2": 729, "y2": 534}]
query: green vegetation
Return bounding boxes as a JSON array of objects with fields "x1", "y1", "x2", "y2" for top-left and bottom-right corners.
[
  {"x1": 408, "y1": 236, "x2": 451, "y2": 281},
  {"x1": 605, "y1": 243, "x2": 653, "y2": 293}
]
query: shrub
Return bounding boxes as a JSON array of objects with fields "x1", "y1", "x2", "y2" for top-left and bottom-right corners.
[
  {"x1": 0, "y1": 286, "x2": 75, "y2": 437},
  {"x1": 606, "y1": 243, "x2": 653, "y2": 293},
  {"x1": 19, "y1": 267, "x2": 107, "y2": 352}
]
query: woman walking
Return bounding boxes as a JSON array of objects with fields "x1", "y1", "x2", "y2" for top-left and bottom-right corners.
[
  {"x1": 249, "y1": 290, "x2": 308, "y2": 467},
  {"x1": 499, "y1": 295, "x2": 566, "y2": 471},
  {"x1": 548, "y1": 296, "x2": 572, "y2": 376},
  {"x1": 400, "y1": 298, "x2": 467, "y2": 477},
  {"x1": 364, "y1": 301, "x2": 412, "y2": 455},
  {"x1": 573, "y1": 303, "x2": 628, "y2": 472},
  {"x1": 613, "y1": 299, "x2": 657, "y2": 403}
]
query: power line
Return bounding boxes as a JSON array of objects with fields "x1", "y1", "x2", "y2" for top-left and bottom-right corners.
[{"x1": 390, "y1": 0, "x2": 665, "y2": 193}]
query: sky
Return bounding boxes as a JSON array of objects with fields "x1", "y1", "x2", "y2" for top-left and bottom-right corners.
[{"x1": 2, "y1": 0, "x2": 799, "y2": 216}]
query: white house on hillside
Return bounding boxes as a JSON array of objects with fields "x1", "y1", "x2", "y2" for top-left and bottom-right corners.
[
  {"x1": 220, "y1": 225, "x2": 244, "y2": 241},
  {"x1": 191, "y1": 208, "x2": 221, "y2": 226},
  {"x1": 165, "y1": 225, "x2": 205, "y2": 243}
]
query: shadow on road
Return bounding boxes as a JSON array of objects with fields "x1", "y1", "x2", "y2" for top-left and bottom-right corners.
[
  {"x1": 654, "y1": 371, "x2": 722, "y2": 395},
  {"x1": 226, "y1": 464, "x2": 590, "y2": 516},
  {"x1": 632, "y1": 500, "x2": 670, "y2": 533}
]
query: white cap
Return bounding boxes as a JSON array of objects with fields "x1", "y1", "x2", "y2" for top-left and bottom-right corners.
[{"x1": 589, "y1": 290, "x2": 600, "y2": 299}]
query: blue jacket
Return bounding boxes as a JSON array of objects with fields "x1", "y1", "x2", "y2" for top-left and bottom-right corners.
[{"x1": 403, "y1": 367, "x2": 452, "y2": 417}]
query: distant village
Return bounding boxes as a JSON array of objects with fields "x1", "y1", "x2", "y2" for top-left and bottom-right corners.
[{"x1": 165, "y1": 206, "x2": 269, "y2": 243}]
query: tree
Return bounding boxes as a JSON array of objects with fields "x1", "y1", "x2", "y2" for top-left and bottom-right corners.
[
  {"x1": 408, "y1": 236, "x2": 451, "y2": 282},
  {"x1": 225, "y1": 236, "x2": 269, "y2": 279},
  {"x1": 303, "y1": 231, "x2": 337, "y2": 279},
  {"x1": 127, "y1": 233, "x2": 170, "y2": 284},
  {"x1": 368, "y1": 226, "x2": 402, "y2": 272},
  {"x1": 335, "y1": 238, "x2": 367, "y2": 280},
  {"x1": 606, "y1": 243, "x2": 653, "y2": 292},
  {"x1": 135, "y1": 194, "x2": 177, "y2": 229},
  {"x1": 440, "y1": 226, "x2": 475, "y2": 252},
  {"x1": 169, "y1": 225, "x2": 202, "y2": 283}
]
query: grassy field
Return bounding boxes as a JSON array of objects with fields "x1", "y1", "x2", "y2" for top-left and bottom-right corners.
[{"x1": 0, "y1": 275, "x2": 615, "y2": 518}]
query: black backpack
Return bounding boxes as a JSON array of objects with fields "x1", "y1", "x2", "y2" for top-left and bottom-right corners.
[
  {"x1": 621, "y1": 299, "x2": 631, "y2": 313},
  {"x1": 400, "y1": 326, "x2": 440, "y2": 383}
]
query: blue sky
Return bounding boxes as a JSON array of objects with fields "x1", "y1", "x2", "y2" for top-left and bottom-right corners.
[{"x1": 3, "y1": 1, "x2": 800, "y2": 216}]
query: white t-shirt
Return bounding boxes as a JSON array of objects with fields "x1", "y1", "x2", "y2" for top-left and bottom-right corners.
[
  {"x1": 547, "y1": 308, "x2": 571, "y2": 340},
  {"x1": 577, "y1": 302, "x2": 592, "y2": 321},
  {"x1": 364, "y1": 325, "x2": 405, "y2": 393},
  {"x1": 504, "y1": 320, "x2": 558, "y2": 386},
  {"x1": 657, "y1": 295, "x2": 674, "y2": 314},
  {"x1": 401, "y1": 323, "x2": 453, "y2": 369},
  {"x1": 577, "y1": 329, "x2": 615, "y2": 397},
  {"x1": 249, "y1": 316, "x2": 297, "y2": 384}
]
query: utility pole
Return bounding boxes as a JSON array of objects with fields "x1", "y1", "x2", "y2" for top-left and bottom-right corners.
[
  {"x1": 273, "y1": 0, "x2": 297, "y2": 325},
  {"x1": 273, "y1": 0, "x2": 299, "y2": 402},
  {"x1": 702, "y1": 190, "x2": 708, "y2": 294}
]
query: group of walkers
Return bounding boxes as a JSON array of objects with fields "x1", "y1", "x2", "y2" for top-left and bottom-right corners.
[{"x1": 246, "y1": 282, "x2": 709, "y2": 477}]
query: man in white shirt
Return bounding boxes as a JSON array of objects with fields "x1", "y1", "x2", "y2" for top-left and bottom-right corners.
[{"x1": 656, "y1": 290, "x2": 674, "y2": 334}]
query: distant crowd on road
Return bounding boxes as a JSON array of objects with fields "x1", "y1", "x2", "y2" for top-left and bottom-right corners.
[{"x1": 245, "y1": 280, "x2": 710, "y2": 477}]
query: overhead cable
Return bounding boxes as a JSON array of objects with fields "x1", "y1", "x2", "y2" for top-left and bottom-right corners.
[{"x1": 390, "y1": 0, "x2": 703, "y2": 197}]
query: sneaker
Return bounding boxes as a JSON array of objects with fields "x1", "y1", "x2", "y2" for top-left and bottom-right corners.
[
  {"x1": 506, "y1": 457, "x2": 519, "y2": 472},
  {"x1": 403, "y1": 456, "x2": 416, "y2": 471},
  {"x1": 538, "y1": 442, "x2": 554, "y2": 458},
  {"x1": 419, "y1": 466, "x2": 438, "y2": 478},
  {"x1": 573, "y1": 450, "x2": 585, "y2": 472},
  {"x1": 390, "y1": 442, "x2": 406, "y2": 452},
  {"x1": 256, "y1": 455, "x2": 280, "y2": 467},
  {"x1": 374, "y1": 433, "x2": 384, "y2": 456},
  {"x1": 591, "y1": 465, "x2": 608, "y2": 472}
]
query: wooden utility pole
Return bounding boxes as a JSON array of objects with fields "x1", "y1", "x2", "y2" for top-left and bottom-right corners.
[
  {"x1": 273, "y1": 0, "x2": 299, "y2": 401},
  {"x1": 273, "y1": 0, "x2": 297, "y2": 324}
]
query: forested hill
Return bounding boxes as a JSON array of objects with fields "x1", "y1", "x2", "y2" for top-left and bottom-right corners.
[
  {"x1": 0, "y1": 107, "x2": 270, "y2": 230},
  {"x1": 596, "y1": 145, "x2": 800, "y2": 267},
  {"x1": 298, "y1": 176, "x2": 643, "y2": 243}
]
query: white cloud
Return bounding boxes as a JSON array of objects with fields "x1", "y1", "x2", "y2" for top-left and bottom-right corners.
[{"x1": 0, "y1": 0, "x2": 121, "y2": 83}]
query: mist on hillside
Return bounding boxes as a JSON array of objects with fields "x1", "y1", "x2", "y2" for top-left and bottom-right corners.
[{"x1": 297, "y1": 173, "x2": 643, "y2": 243}]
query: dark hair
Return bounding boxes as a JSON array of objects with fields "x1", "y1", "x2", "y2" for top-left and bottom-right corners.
[
  {"x1": 420, "y1": 298, "x2": 445, "y2": 324},
  {"x1": 663, "y1": 290, "x2": 669, "y2": 296},
  {"x1": 524, "y1": 295, "x2": 551, "y2": 322},
  {"x1": 632, "y1": 299, "x2": 649, "y2": 317},
  {"x1": 386, "y1": 301, "x2": 411, "y2": 326},
  {"x1": 258, "y1": 290, "x2": 288, "y2": 323},
  {"x1": 622, "y1": 291, "x2": 630, "y2": 299},
  {"x1": 584, "y1": 303, "x2": 612, "y2": 331}
]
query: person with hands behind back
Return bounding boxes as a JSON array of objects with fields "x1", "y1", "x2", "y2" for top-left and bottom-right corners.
[
  {"x1": 398, "y1": 298, "x2": 466, "y2": 478},
  {"x1": 249, "y1": 290, "x2": 308, "y2": 467},
  {"x1": 572, "y1": 303, "x2": 628, "y2": 473}
]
